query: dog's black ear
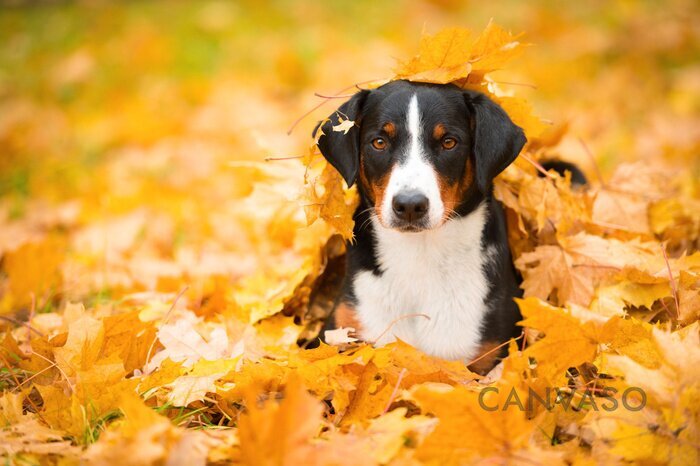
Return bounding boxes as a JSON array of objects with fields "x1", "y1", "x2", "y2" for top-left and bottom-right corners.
[
  {"x1": 315, "y1": 90, "x2": 370, "y2": 187},
  {"x1": 463, "y1": 90, "x2": 527, "y2": 194}
]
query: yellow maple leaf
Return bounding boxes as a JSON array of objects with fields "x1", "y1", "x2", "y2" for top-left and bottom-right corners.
[
  {"x1": 470, "y1": 21, "x2": 526, "y2": 72},
  {"x1": 301, "y1": 161, "x2": 359, "y2": 240},
  {"x1": 410, "y1": 383, "x2": 537, "y2": 464},
  {"x1": 339, "y1": 360, "x2": 394, "y2": 425},
  {"x1": 291, "y1": 343, "x2": 377, "y2": 414},
  {"x1": 599, "y1": 316, "x2": 663, "y2": 368},
  {"x1": 53, "y1": 312, "x2": 106, "y2": 376},
  {"x1": 394, "y1": 27, "x2": 474, "y2": 84},
  {"x1": 238, "y1": 376, "x2": 323, "y2": 466},
  {"x1": 394, "y1": 23, "x2": 525, "y2": 84},
  {"x1": 593, "y1": 279, "x2": 671, "y2": 317},
  {"x1": 518, "y1": 297, "x2": 599, "y2": 381}
]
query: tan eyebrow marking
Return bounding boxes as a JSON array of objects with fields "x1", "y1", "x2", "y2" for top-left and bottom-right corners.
[
  {"x1": 382, "y1": 122, "x2": 396, "y2": 138},
  {"x1": 433, "y1": 123, "x2": 447, "y2": 140}
]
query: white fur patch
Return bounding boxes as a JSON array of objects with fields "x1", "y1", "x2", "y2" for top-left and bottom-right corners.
[
  {"x1": 354, "y1": 202, "x2": 491, "y2": 361},
  {"x1": 380, "y1": 94, "x2": 444, "y2": 228}
]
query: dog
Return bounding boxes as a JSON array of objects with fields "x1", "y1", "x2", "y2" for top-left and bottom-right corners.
[{"x1": 315, "y1": 80, "x2": 579, "y2": 374}]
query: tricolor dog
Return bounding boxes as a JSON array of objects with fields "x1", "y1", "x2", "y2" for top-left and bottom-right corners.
[{"x1": 316, "y1": 80, "x2": 552, "y2": 373}]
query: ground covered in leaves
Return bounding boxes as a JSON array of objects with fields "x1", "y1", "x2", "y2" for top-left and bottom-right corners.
[{"x1": 1, "y1": 1, "x2": 699, "y2": 465}]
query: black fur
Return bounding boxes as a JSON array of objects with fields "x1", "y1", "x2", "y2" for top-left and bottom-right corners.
[
  {"x1": 478, "y1": 198, "x2": 523, "y2": 346},
  {"x1": 540, "y1": 160, "x2": 588, "y2": 185},
  {"x1": 464, "y1": 90, "x2": 527, "y2": 194},
  {"x1": 315, "y1": 90, "x2": 370, "y2": 187}
]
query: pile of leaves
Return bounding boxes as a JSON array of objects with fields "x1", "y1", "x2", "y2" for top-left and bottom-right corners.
[{"x1": 1, "y1": 10, "x2": 700, "y2": 466}]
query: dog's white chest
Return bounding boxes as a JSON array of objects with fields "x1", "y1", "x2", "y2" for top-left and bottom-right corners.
[{"x1": 353, "y1": 203, "x2": 491, "y2": 361}]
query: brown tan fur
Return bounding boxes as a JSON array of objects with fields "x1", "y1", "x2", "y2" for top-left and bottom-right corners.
[
  {"x1": 335, "y1": 302, "x2": 363, "y2": 333},
  {"x1": 468, "y1": 340, "x2": 504, "y2": 374},
  {"x1": 437, "y1": 151, "x2": 474, "y2": 222},
  {"x1": 359, "y1": 155, "x2": 392, "y2": 224}
]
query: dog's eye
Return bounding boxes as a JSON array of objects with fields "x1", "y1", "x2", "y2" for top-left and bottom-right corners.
[
  {"x1": 442, "y1": 137, "x2": 457, "y2": 150},
  {"x1": 371, "y1": 138, "x2": 387, "y2": 151}
]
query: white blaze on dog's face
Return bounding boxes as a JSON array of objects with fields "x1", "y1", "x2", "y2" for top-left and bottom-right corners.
[
  {"x1": 379, "y1": 95, "x2": 445, "y2": 230},
  {"x1": 316, "y1": 80, "x2": 526, "y2": 233}
]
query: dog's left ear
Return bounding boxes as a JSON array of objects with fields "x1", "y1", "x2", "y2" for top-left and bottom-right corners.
[
  {"x1": 314, "y1": 90, "x2": 370, "y2": 187},
  {"x1": 463, "y1": 90, "x2": 527, "y2": 194}
]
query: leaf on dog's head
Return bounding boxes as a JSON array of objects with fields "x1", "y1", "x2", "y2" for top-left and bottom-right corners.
[
  {"x1": 394, "y1": 23, "x2": 525, "y2": 85},
  {"x1": 394, "y1": 27, "x2": 474, "y2": 84}
]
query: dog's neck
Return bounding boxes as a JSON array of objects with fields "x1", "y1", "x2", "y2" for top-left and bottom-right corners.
[{"x1": 352, "y1": 199, "x2": 494, "y2": 360}]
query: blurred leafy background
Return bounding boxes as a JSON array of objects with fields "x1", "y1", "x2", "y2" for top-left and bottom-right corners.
[{"x1": 2, "y1": 0, "x2": 698, "y2": 203}]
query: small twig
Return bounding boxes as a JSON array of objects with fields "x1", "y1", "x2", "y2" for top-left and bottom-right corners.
[
  {"x1": 0, "y1": 316, "x2": 44, "y2": 337},
  {"x1": 15, "y1": 361, "x2": 58, "y2": 391},
  {"x1": 599, "y1": 186, "x2": 663, "y2": 201},
  {"x1": 0, "y1": 353, "x2": 47, "y2": 423},
  {"x1": 659, "y1": 297, "x2": 675, "y2": 320},
  {"x1": 578, "y1": 137, "x2": 605, "y2": 186},
  {"x1": 371, "y1": 313, "x2": 430, "y2": 345},
  {"x1": 578, "y1": 385, "x2": 618, "y2": 395},
  {"x1": 32, "y1": 350, "x2": 74, "y2": 394},
  {"x1": 660, "y1": 244, "x2": 679, "y2": 319},
  {"x1": 571, "y1": 263, "x2": 622, "y2": 271},
  {"x1": 264, "y1": 155, "x2": 304, "y2": 162},
  {"x1": 588, "y1": 220, "x2": 631, "y2": 231},
  {"x1": 288, "y1": 102, "x2": 330, "y2": 136},
  {"x1": 314, "y1": 92, "x2": 357, "y2": 99},
  {"x1": 467, "y1": 334, "x2": 523, "y2": 369},
  {"x1": 29, "y1": 292, "x2": 36, "y2": 342},
  {"x1": 287, "y1": 78, "x2": 380, "y2": 135},
  {"x1": 383, "y1": 368, "x2": 407, "y2": 414},
  {"x1": 0, "y1": 293, "x2": 45, "y2": 338},
  {"x1": 521, "y1": 153, "x2": 557, "y2": 179},
  {"x1": 491, "y1": 80, "x2": 538, "y2": 89}
]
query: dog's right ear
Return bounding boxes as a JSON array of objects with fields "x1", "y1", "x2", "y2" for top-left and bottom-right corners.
[{"x1": 314, "y1": 90, "x2": 370, "y2": 187}]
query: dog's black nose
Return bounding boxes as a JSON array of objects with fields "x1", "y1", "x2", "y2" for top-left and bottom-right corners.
[{"x1": 392, "y1": 191, "x2": 429, "y2": 223}]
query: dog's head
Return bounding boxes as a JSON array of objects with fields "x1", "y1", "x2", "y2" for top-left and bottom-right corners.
[{"x1": 316, "y1": 80, "x2": 526, "y2": 232}]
